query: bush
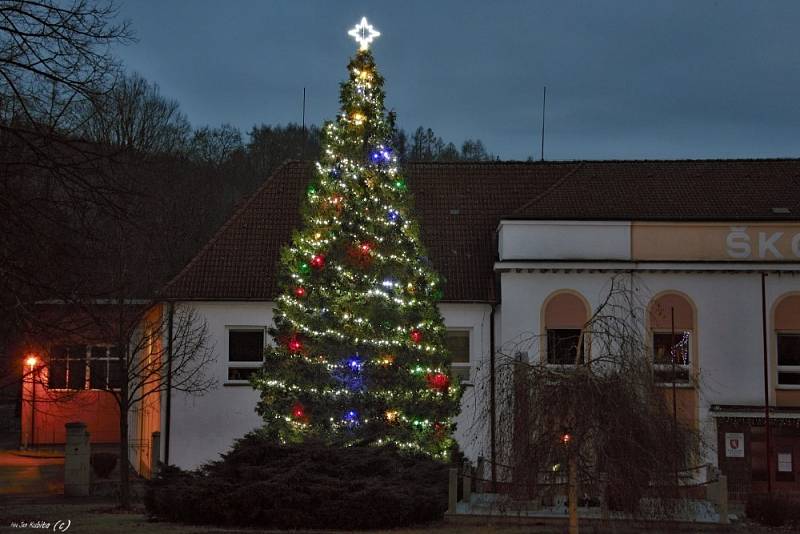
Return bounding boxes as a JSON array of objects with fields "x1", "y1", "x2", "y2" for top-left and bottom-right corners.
[
  {"x1": 746, "y1": 493, "x2": 800, "y2": 527},
  {"x1": 90, "y1": 452, "x2": 118, "y2": 479},
  {"x1": 145, "y1": 433, "x2": 450, "y2": 530}
]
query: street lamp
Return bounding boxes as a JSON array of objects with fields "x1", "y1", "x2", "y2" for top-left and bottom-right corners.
[{"x1": 25, "y1": 354, "x2": 39, "y2": 449}]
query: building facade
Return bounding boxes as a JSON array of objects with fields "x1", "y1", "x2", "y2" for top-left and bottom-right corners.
[{"x1": 147, "y1": 159, "x2": 799, "y2": 499}]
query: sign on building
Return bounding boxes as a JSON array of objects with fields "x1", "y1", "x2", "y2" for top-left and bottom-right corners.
[{"x1": 725, "y1": 432, "x2": 745, "y2": 458}]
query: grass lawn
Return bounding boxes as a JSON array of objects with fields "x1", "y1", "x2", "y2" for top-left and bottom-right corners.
[{"x1": 0, "y1": 497, "x2": 779, "y2": 533}]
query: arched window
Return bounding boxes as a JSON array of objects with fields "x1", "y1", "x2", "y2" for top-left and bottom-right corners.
[
  {"x1": 649, "y1": 293, "x2": 694, "y2": 383},
  {"x1": 775, "y1": 295, "x2": 800, "y2": 387},
  {"x1": 544, "y1": 292, "x2": 589, "y2": 365}
]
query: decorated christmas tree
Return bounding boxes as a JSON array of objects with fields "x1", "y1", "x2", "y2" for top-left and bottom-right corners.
[{"x1": 253, "y1": 18, "x2": 460, "y2": 458}]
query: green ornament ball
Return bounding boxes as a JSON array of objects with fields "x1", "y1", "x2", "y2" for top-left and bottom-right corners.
[{"x1": 299, "y1": 262, "x2": 311, "y2": 274}]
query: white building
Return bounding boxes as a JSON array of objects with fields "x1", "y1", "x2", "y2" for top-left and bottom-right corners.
[{"x1": 148, "y1": 159, "x2": 800, "y2": 500}]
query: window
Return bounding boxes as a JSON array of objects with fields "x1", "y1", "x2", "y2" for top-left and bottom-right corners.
[
  {"x1": 49, "y1": 345, "x2": 122, "y2": 390},
  {"x1": 89, "y1": 346, "x2": 123, "y2": 390},
  {"x1": 652, "y1": 331, "x2": 691, "y2": 383},
  {"x1": 48, "y1": 345, "x2": 86, "y2": 390},
  {"x1": 777, "y1": 334, "x2": 800, "y2": 386},
  {"x1": 649, "y1": 293, "x2": 694, "y2": 384},
  {"x1": 228, "y1": 329, "x2": 264, "y2": 381},
  {"x1": 543, "y1": 292, "x2": 589, "y2": 365},
  {"x1": 547, "y1": 329, "x2": 584, "y2": 365},
  {"x1": 445, "y1": 330, "x2": 470, "y2": 381}
]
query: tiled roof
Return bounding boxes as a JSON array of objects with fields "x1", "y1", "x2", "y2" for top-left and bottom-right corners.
[
  {"x1": 511, "y1": 159, "x2": 800, "y2": 220},
  {"x1": 162, "y1": 159, "x2": 800, "y2": 302}
]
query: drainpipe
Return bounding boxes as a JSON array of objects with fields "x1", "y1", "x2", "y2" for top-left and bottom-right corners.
[
  {"x1": 761, "y1": 272, "x2": 772, "y2": 495},
  {"x1": 164, "y1": 301, "x2": 174, "y2": 466},
  {"x1": 489, "y1": 302, "x2": 497, "y2": 491}
]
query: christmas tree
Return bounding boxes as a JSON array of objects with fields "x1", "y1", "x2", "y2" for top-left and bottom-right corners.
[{"x1": 253, "y1": 18, "x2": 460, "y2": 459}]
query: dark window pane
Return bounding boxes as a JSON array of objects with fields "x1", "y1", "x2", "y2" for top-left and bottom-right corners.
[
  {"x1": 90, "y1": 359, "x2": 107, "y2": 389},
  {"x1": 229, "y1": 331, "x2": 264, "y2": 362},
  {"x1": 228, "y1": 367, "x2": 259, "y2": 381},
  {"x1": 778, "y1": 334, "x2": 800, "y2": 366},
  {"x1": 653, "y1": 332, "x2": 690, "y2": 365},
  {"x1": 547, "y1": 329, "x2": 583, "y2": 365},
  {"x1": 445, "y1": 331, "x2": 470, "y2": 363},
  {"x1": 778, "y1": 372, "x2": 800, "y2": 385},
  {"x1": 67, "y1": 345, "x2": 86, "y2": 390},
  {"x1": 107, "y1": 359, "x2": 123, "y2": 389},
  {"x1": 89, "y1": 347, "x2": 108, "y2": 390},
  {"x1": 48, "y1": 347, "x2": 67, "y2": 389}
]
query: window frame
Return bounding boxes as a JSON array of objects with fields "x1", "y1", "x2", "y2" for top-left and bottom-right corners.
[
  {"x1": 226, "y1": 327, "x2": 266, "y2": 384},
  {"x1": 48, "y1": 344, "x2": 123, "y2": 391},
  {"x1": 776, "y1": 331, "x2": 800, "y2": 389},
  {"x1": 445, "y1": 328, "x2": 471, "y2": 383},
  {"x1": 88, "y1": 345, "x2": 123, "y2": 391},
  {"x1": 651, "y1": 330, "x2": 692, "y2": 385},
  {"x1": 545, "y1": 328, "x2": 585, "y2": 366}
]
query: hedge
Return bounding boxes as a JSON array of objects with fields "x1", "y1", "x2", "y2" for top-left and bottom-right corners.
[{"x1": 145, "y1": 433, "x2": 450, "y2": 530}]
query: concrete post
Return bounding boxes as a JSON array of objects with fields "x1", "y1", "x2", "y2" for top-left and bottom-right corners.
[
  {"x1": 448, "y1": 467, "x2": 458, "y2": 514},
  {"x1": 718, "y1": 475, "x2": 729, "y2": 524},
  {"x1": 64, "y1": 422, "x2": 90, "y2": 497},
  {"x1": 462, "y1": 468, "x2": 472, "y2": 504},
  {"x1": 150, "y1": 431, "x2": 161, "y2": 479},
  {"x1": 476, "y1": 456, "x2": 485, "y2": 493}
]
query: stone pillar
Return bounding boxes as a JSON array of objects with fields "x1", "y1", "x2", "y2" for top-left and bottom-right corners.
[
  {"x1": 717, "y1": 475, "x2": 729, "y2": 525},
  {"x1": 64, "y1": 422, "x2": 90, "y2": 497},
  {"x1": 150, "y1": 431, "x2": 161, "y2": 478},
  {"x1": 448, "y1": 467, "x2": 458, "y2": 514}
]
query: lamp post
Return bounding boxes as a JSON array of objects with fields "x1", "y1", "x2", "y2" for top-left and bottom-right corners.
[{"x1": 25, "y1": 354, "x2": 38, "y2": 449}]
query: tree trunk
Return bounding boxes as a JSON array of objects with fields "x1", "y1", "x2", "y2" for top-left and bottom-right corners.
[
  {"x1": 568, "y1": 453, "x2": 578, "y2": 534},
  {"x1": 119, "y1": 404, "x2": 130, "y2": 509}
]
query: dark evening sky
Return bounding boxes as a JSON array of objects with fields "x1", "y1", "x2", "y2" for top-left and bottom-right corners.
[{"x1": 115, "y1": 1, "x2": 800, "y2": 160}]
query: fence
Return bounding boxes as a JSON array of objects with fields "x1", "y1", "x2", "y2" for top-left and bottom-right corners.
[{"x1": 447, "y1": 457, "x2": 729, "y2": 525}]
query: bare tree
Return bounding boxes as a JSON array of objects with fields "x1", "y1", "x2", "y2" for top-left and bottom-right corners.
[
  {"x1": 189, "y1": 123, "x2": 243, "y2": 166},
  {"x1": 0, "y1": 0, "x2": 131, "y2": 132},
  {"x1": 80, "y1": 72, "x2": 190, "y2": 154},
  {"x1": 0, "y1": 0, "x2": 132, "y2": 357},
  {"x1": 487, "y1": 274, "x2": 703, "y2": 528}
]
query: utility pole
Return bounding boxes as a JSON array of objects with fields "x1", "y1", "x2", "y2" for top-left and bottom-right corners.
[{"x1": 540, "y1": 86, "x2": 547, "y2": 161}]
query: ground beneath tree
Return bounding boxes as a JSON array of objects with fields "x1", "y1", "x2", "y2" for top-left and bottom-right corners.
[{"x1": 0, "y1": 496, "x2": 787, "y2": 534}]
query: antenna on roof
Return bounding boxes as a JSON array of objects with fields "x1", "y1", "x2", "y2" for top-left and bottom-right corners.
[
  {"x1": 301, "y1": 87, "x2": 307, "y2": 160},
  {"x1": 540, "y1": 86, "x2": 546, "y2": 161}
]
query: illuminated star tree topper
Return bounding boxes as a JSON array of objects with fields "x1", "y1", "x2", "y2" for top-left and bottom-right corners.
[{"x1": 348, "y1": 16, "x2": 381, "y2": 51}]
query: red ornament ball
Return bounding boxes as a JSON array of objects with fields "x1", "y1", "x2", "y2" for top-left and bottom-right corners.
[
  {"x1": 292, "y1": 402, "x2": 305, "y2": 419},
  {"x1": 410, "y1": 329, "x2": 423, "y2": 344},
  {"x1": 359, "y1": 242, "x2": 372, "y2": 254},
  {"x1": 294, "y1": 286, "x2": 307, "y2": 298},
  {"x1": 310, "y1": 254, "x2": 325, "y2": 269},
  {"x1": 288, "y1": 336, "x2": 303, "y2": 353},
  {"x1": 426, "y1": 372, "x2": 450, "y2": 391}
]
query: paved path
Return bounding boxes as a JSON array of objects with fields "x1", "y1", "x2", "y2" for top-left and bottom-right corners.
[{"x1": 0, "y1": 451, "x2": 64, "y2": 496}]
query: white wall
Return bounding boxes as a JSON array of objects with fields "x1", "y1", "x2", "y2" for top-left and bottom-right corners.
[
  {"x1": 167, "y1": 300, "x2": 495, "y2": 469},
  {"x1": 439, "y1": 303, "x2": 494, "y2": 463},
  {"x1": 167, "y1": 301, "x2": 273, "y2": 469},
  {"x1": 498, "y1": 220, "x2": 631, "y2": 261}
]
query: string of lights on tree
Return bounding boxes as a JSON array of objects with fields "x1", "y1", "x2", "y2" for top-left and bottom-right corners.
[{"x1": 253, "y1": 17, "x2": 461, "y2": 458}]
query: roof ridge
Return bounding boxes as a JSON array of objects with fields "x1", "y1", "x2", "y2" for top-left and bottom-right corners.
[
  {"x1": 159, "y1": 160, "x2": 304, "y2": 299},
  {"x1": 510, "y1": 162, "x2": 585, "y2": 216}
]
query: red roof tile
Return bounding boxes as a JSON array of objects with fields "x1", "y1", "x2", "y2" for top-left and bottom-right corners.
[
  {"x1": 511, "y1": 159, "x2": 800, "y2": 220},
  {"x1": 162, "y1": 159, "x2": 800, "y2": 302}
]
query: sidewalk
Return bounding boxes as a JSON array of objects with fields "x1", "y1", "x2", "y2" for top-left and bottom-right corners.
[{"x1": 0, "y1": 450, "x2": 64, "y2": 495}]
